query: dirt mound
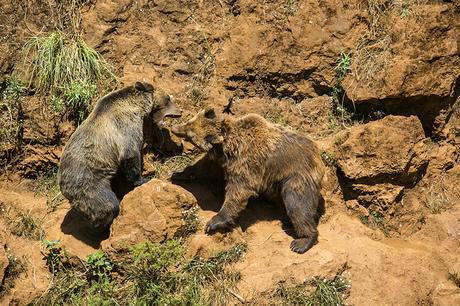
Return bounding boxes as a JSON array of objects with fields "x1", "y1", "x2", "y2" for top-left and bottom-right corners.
[{"x1": 103, "y1": 179, "x2": 196, "y2": 251}]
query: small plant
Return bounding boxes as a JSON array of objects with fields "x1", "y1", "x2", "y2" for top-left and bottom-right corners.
[
  {"x1": 63, "y1": 81, "x2": 97, "y2": 122},
  {"x1": 359, "y1": 209, "x2": 396, "y2": 236},
  {"x1": 265, "y1": 105, "x2": 287, "y2": 126},
  {"x1": 42, "y1": 240, "x2": 65, "y2": 275},
  {"x1": 86, "y1": 250, "x2": 113, "y2": 281},
  {"x1": 1, "y1": 207, "x2": 45, "y2": 240},
  {"x1": 1, "y1": 76, "x2": 26, "y2": 100},
  {"x1": 400, "y1": 5, "x2": 410, "y2": 18},
  {"x1": 186, "y1": 19, "x2": 220, "y2": 106},
  {"x1": 174, "y1": 206, "x2": 200, "y2": 239},
  {"x1": 335, "y1": 52, "x2": 352, "y2": 81},
  {"x1": 320, "y1": 151, "x2": 336, "y2": 168},
  {"x1": 284, "y1": 0, "x2": 299, "y2": 15},
  {"x1": 0, "y1": 76, "x2": 26, "y2": 152}
]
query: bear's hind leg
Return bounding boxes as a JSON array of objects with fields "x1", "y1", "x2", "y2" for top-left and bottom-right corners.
[
  {"x1": 74, "y1": 183, "x2": 120, "y2": 235},
  {"x1": 281, "y1": 178, "x2": 320, "y2": 254}
]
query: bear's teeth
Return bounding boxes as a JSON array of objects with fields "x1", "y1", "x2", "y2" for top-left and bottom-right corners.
[{"x1": 159, "y1": 120, "x2": 165, "y2": 126}]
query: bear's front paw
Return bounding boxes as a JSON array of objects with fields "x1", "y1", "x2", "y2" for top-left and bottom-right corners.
[{"x1": 205, "y1": 214, "x2": 235, "y2": 234}]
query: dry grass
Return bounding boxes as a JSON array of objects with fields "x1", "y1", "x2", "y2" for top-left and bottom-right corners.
[
  {"x1": 424, "y1": 176, "x2": 458, "y2": 214},
  {"x1": 33, "y1": 171, "x2": 65, "y2": 212},
  {"x1": 0, "y1": 207, "x2": 45, "y2": 240},
  {"x1": 251, "y1": 266, "x2": 351, "y2": 305},
  {"x1": 151, "y1": 152, "x2": 199, "y2": 180}
]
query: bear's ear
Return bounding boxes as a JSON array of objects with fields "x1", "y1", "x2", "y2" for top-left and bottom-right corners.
[
  {"x1": 135, "y1": 81, "x2": 154, "y2": 92},
  {"x1": 204, "y1": 107, "x2": 216, "y2": 119}
]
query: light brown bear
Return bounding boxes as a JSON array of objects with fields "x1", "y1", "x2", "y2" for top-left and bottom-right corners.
[{"x1": 171, "y1": 107, "x2": 325, "y2": 253}]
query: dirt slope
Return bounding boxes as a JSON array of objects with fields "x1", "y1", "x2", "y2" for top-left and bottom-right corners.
[{"x1": 1, "y1": 0, "x2": 460, "y2": 305}]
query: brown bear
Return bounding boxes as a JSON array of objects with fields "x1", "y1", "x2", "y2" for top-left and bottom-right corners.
[
  {"x1": 171, "y1": 107, "x2": 325, "y2": 253},
  {"x1": 58, "y1": 81, "x2": 181, "y2": 235}
]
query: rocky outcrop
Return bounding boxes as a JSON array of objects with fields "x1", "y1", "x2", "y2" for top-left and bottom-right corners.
[
  {"x1": 335, "y1": 115, "x2": 428, "y2": 212},
  {"x1": 103, "y1": 179, "x2": 196, "y2": 251}
]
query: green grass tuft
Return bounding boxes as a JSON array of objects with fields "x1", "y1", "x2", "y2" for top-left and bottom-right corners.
[
  {"x1": 33, "y1": 240, "x2": 248, "y2": 305},
  {"x1": 24, "y1": 31, "x2": 115, "y2": 123},
  {"x1": 271, "y1": 269, "x2": 351, "y2": 306},
  {"x1": 359, "y1": 210, "x2": 396, "y2": 237}
]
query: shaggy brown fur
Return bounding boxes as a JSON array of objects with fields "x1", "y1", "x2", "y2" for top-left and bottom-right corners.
[
  {"x1": 171, "y1": 107, "x2": 325, "y2": 253},
  {"x1": 58, "y1": 81, "x2": 181, "y2": 234}
]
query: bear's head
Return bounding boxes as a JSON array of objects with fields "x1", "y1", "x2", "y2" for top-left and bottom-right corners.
[
  {"x1": 171, "y1": 107, "x2": 224, "y2": 151},
  {"x1": 134, "y1": 81, "x2": 182, "y2": 125}
]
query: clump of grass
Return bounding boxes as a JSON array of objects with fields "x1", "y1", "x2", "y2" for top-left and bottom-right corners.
[
  {"x1": 33, "y1": 239, "x2": 248, "y2": 305},
  {"x1": 359, "y1": 209, "x2": 396, "y2": 237},
  {"x1": 35, "y1": 243, "x2": 118, "y2": 305},
  {"x1": 0, "y1": 205, "x2": 44, "y2": 240},
  {"x1": 335, "y1": 52, "x2": 351, "y2": 82},
  {"x1": 174, "y1": 206, "x2": 200, "y2": 239},
  {"x1": 187, "y1": 18, "x2": 220, "y2": 106},
  {"x1": 329, "y1": 52, "x2": 357, "y2": 130},
  {"x1": 270, "y1": 269, "x2": 351, "y2": 305},
  {"x1": 320, "y1": 151, "x2": 336, "y2": 168},
  {"x1": 24, "y1": 31, "x2": 115, "y2": 123},
  {"x1": 425, "y1": 188, "x2": 452, "y2": 214},
  {"x1": 0, "y1": 76, "x2": 26, "y2": 152},
  {"x1": 0, "y1": 249, "x2": 27, "y2": 297},
  {"x1": 284, "y1": 0, "x2": 299, "y2": 15},
  {"x1": 152, "y1": 152, "x2": 198, "y2": 180},
  {"x1": 33, "y1": 170, "x2": 64, "y2": 212}
]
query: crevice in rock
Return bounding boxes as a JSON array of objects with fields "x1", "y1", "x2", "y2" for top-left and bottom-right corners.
[{"x1": 342, "y1": 76, "x2": 460, "y2": 137}]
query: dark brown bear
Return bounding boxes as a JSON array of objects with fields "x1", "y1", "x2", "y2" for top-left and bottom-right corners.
[
  {"x1": 58, "y1": 81, "x2": 181, "y2": 234},
  {"x1": 171, "y1": 107, "x2": 325, "y2": 253}
]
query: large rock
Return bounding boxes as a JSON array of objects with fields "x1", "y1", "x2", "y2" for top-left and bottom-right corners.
[
  {"x1": 335, "y1": 115, "x2": 428, "y2": 211},
  {"x1": 103, "y1": 179, "x2": 196, "y2": 251}
]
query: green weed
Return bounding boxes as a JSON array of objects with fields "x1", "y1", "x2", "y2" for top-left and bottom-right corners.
[
  {"x1": 335, "y1": 52, "x2": 351, "y2": 81},
  {"x1": 33, "y1": 240, "x2": 247, "y2": 305},
  {"x1": 359, "y1": 210, "x2": 396, "y2": 237}
]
